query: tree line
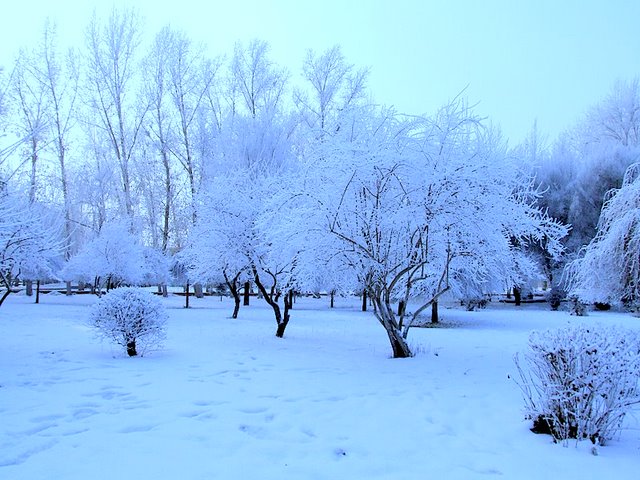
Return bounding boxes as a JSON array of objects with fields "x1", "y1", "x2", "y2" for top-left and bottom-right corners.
[{"x1": 0, "y1": 8, "x2": 638, "y2": 357}]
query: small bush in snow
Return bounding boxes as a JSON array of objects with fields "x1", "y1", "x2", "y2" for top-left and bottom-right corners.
[
  {"x1": 514, "y1": 325, "x2": 640, "y2": 446},
  {"x1": 89, "y1": 287, "x2": 167, "y2": 357}
]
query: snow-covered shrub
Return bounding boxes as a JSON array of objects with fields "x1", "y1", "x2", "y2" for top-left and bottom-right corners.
[
  {"x1": 89, "y1": 287, "x2": 167, "y2": 357},
  {"x1": 514, "y1": 325, "x2": 640, "y2": 446}
]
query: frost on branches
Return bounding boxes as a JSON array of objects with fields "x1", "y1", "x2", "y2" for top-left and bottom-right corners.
[
  {"x1": 0, "y1": 193, "x2": 62, "y2": 305},
  {"x1": 183, "y1": 171, "x2": 255, "y2": 319},
  {"x1": 88, "y1": 287, "x2": 167, "y2": 357},
  {"x1": 304, "y1": 99, "x2": 567, "y2": 358},
  {"x1": 566, "y1": 163, "x2": 640, "y2": 310},
  {"x1": 514, "y1": 325, "x2": 640, "y2": 446},
  {"x1": 62, "y1": 220, "x2": 170, "y2": 293}
]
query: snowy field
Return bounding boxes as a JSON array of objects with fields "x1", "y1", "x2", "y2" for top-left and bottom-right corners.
[{"x1": 1, "y1": 293, "x2": 639, "y2": 479}]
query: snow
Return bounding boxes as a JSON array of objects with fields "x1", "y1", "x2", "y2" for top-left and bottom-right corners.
[{"x1": 1, "y1": 293, "x2": 639, "y2": 479}]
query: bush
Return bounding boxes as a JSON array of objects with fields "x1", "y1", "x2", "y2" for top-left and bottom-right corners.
[
  {"x1": 514, "y1": 325, "x2": 640, "y2": 446},
  {"x1": 89, "y1": 287, "x2": 167, "y2": 357}
]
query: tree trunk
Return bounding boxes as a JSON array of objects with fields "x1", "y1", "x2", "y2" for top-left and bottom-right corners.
[
  {"x1": 232, "y1": 293, "x2": 240, "y2": 319},
  {"x1": 431, "y1": 301, "x2": 439, "y2": 324},
  {"x1": 397, "y1": 300, "x2": 405, "y2": 316},
  {"x1": 30, "y1": 137, "x2": 38, "y2": 204},
  {"x1": 371, "y1": 294, "x2": 413, "y2": 358},
  {"x1": 330, "y1": 290, "x2": 335, "y2": 308},
  {"x1": 185, "y1": 282, "x2": 190, "y2": 308},
  {"x1": 0, "y1": 288, "x2": 10, "y2": 306},
  {"x1": 59, "y1": 147, "x2": 73, "y2": 261},
  {"x1": 385, "y1": 327, "x2": 413, "y2": 358},
  {"x1": 224, "y1": 271, "x2": 241, "y2": 319},
  {"x1": 66, "y1": 281, "x2": 72, "y2": 296},
  {"x1": 194, "y1": 282, "x2": 204, "y2": 298},
  {"x1": 513, "y1": 287, "x2": 521, "y2": 306},
  {"x1": 362, "y1": 290, "x2": 367, "y2": 312},
  {"x1": 126, "y1": 340, "x2": 137, "y2": 357},
  {"x1": 161, "y1": 146, "x2": 171, "y2": 253},
  {"x1": 26, "y1": 280, "x2": 33, "y2": 297},
  {"x1": 253, "y1": 270, "x2": 290, "y2": 338},
  {"x1": 243, "y1": 281, "x2": 250, "y2": 306},
  {"x1": 0, "y1": 270, "x2": 12, "y2": 306},
  {"x1": 278, "y1": 289, "x2": 293, "y2": 338},
  {"x1": 35, "y1": 280, "x2": 40, "y2": 304}
]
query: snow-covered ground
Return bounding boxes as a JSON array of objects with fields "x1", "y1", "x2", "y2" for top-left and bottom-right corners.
[{"x1": 1, "y1": 293, "x2": 639, "y2": 479}]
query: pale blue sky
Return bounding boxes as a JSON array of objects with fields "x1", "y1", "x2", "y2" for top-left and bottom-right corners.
[{"x1": 1, "y1": 0, "x2": 639, "y2": 145}]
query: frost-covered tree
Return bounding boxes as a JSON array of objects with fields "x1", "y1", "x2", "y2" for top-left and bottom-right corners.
[
  {"x1": 0, "y1": 192, "x2": 62, "y2": 305},
  {"x1": 188, "y1": 40, "x2": 297, "y2": 332},
  {"x1": 0, "y1": 66, "x2": 13, "y2": 166},
  {"x1": 62, "y1": 219, "x2": 169, "y2": 293},
  {"x1": 184, "y1": 170, "x2": 253, "y2": 319},
  {"x1": 582, "y1": 78, "x2": 640, "y2": 147},
  {"x1": 304, "y1": 100, "x2": 566, "y2": 358},
  {"x1": 163, "y1": 28, "x2": 219, "y2": 225},
  {"x1": 566, "y1": 162, "x2": 640, "y2": 308},
  {"x1": 292, "y1": 217, "x2": 361, "y2": 307},
  {"x1": 141, "y1": 28, "x2": 178, "y2": 252},
  {"x1": 535, "y1": 78, "x2": 640, "y2": 260},
  {"x1": 18, "y1": 21, "x2": 80, "y2": 257},
  {"x1": 230, "y1": 39, "x2": 288, "y2": 120},
  {"x1": 189, "y1": 132, "x2": 298, "y2": 327},
  {"x1": 0, "y1": 67, "x2": 6, "y2": 121},
  {"x1": 84, "y1": 7, "x2": 147, "y2": 218},
  {"x1": 9, "y1": 48, "x2": 49, "y2": 204},
  {"x1": 73, "y1": 127, "x2": 120, "y2": 234},
  {"x1": 295, "y1": 45, "x2": 368, "y2": 133},
  {"x1": 567, "y1": 143, "x2": 638, "y2": 252}
]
